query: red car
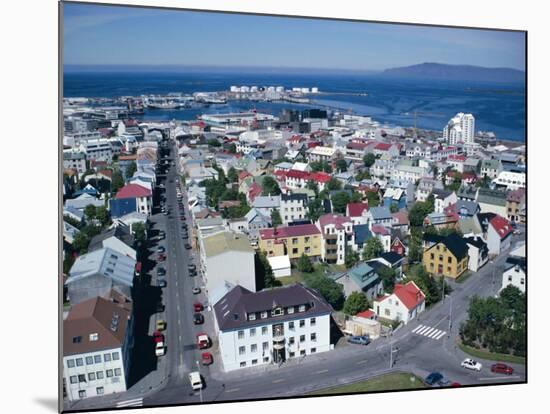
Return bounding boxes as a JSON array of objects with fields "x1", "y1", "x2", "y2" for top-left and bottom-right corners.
[
  {"x1": 450, "y1": 382, "x2": 461, "y2": 387},
  {"x1": 193, "y1": 302, "x2": 204, "y2": 312},
  {"x1": 201, "y1": 352, "x2": 213, "y2": 366},
  {"x1": 491, "y1": 363, "x2": 514, "y2": 375},
  {"x1": 153, "y1": 330, "x2": 165, "y2": 343},
  {"x1": 196, "y1": 333, "x2": 210, "y2": 349},
  {"x1": 158, "y1": 253, "x2": 166, "y2": 262}
]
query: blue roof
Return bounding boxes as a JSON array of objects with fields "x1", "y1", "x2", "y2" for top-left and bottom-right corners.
[
  {"x1": 353, "y1": 224, "x2": 372, "y2": 245},
  {"x1": 73, "y1": 188, "x2": 98, "y2": 197},
  {"x1": 109, "y1": 198, "x2": 137, "y2": 218},
  {"x1": 369, "y1": 206, "x2": 392, "y2": 220}
]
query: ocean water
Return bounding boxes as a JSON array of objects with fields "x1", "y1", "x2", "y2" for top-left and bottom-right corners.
[{"x1": 63, "y1": 71, "x2": 526, "y2": 141}]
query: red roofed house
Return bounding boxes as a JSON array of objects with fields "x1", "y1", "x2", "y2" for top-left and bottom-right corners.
[
  {"x1": 310, "y1": 172, "x2": 332, "y2": 190},
  {"x1": 285, "y1": 169, "x2": 311, "y2": 190},
  {"x1": 115, "y1": 183, "x2": 153, "y2": 216},
  {"x1": 346, "y1": 202, "x2": 370, "y2": 225},
  {"x1": 247, "y1": 182, "x2": 262, "y2": 204},
  {"x1": 447, "y1": 154, "x2": 467, "y2": 173},
  {"x1": 258, "y1": 224, "x2": 322, "y2": 260},
  {"x1": 373, "y1": 281, "x2": 425, "y2": 325},
  {"x1": 372, "y1": 142, "x2": 401, "y2": 157},
  {"x1": 487, "y1": 215, "x2": 513, "y2": 255},
  {"x1": 391, "y1": 236, "x2": 407, "y2": 256}
]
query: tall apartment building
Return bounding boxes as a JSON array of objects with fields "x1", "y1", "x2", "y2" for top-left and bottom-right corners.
[{"x1": 443, "y1": 113, "x2": 475, "y2": 145}]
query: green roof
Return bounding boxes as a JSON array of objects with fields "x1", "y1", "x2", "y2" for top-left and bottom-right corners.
[
  {"x1": 477, "y1": 188, "x2": 506, "y2": 206},
  {"x1": 333, "y1": 262, "x2": 379, "y2": 290},
  {"x1": 202, "y1": 232, "x2": 253, "y2": 258}
]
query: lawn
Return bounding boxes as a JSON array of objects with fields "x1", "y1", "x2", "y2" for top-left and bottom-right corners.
[
  {"x1": 279, "y1": 264, "x2": 328, "y2": 286},
  {"x1": 308, "y1": 373, "x2": 426, "y2": 395},
  {"x1": 458, "y1": 342, "x2": 525, "y2": 365}
]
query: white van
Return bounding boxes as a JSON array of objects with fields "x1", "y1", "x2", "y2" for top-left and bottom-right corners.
[
  {"x1": 155, "y1": 342, "x2": 165, "y2": 357},
  {"x1": 189, "y1": 371, "x2": 202, "y2": 390}
]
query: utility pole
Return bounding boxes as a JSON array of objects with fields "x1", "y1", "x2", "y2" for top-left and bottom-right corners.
[
  {"x1": 448, "y1": 294, "x2": 453, "y2": 338},
  {"x1": 196, "y1": 360, "x2": 203, "y2": 403}
]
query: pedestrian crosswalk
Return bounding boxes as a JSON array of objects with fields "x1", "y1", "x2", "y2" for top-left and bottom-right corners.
[
  {"x1": 412, "y1": 324, "x2": 447, "y2": 340},
  {"x1": 116, "y1": 397, "x2": 143, "y2": 408}
]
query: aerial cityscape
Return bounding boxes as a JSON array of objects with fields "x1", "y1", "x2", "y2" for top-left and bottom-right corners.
[{"x1": 61, "y1": 2, "x2": 526, "y2": 412}]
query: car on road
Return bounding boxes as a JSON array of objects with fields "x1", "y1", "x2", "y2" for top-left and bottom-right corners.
[
  {"x1": 156, "y1": 303, "x2": 165, "y2": 313},
  {"x1": 157, "y1": 267, "x2": 166, "y2": 276},
  {"x1": 193, "y1": 313, "x2": 204, "y2": 324},
  {"x1": 491, "y1": 363, "x2": 514, "y2": 375},
  {"x1": 189, "y1": 371, "x2": 203, "y2": 391},
  {"x1": 201, "y1": 352, "x2": 213, "y2": 366},
  {"x1": 155, "y1": 341, "x2": 165, "y2": 357},
  {"x1": 194, "y1": 302, "x2": 204, "y2": 312},
  {"x1": 346, "y1": 335, "x2": 370, "y2": 345},
  {"x1": 461, "y1": 358, "x2": 482, "y2": 371},
  {"x1": 157, "y1": 246, "x2": 165, "y2": 253},
  {"x1": 184, "y1": 243, "x2": 192, "y2": 250},
  {"x1": 158, "y1": 253, "x2": 166, "y2": 262},
  {"x1": 424, "y1": 372, "x2": 444, "y2": 386},
  {"x1": 188, "y1": 264, "x2": 196, "y2": 271},
  {"x1": 196, "y1": 333, "x2": 210, "y2": 349},
  {"x1": 153, "y1": 330, "x2": 164, "y2": 343},
  {"x1": 451, "y1": 382, "x2": 461, "y2": 387},
  {"x1": 513, "y1": 230, "x2": 521, "y2": 235},
  {"x1": 158, "y1": 280, "x2": 167, "y2": 288},
  {"x1": 156, "y1": 319, "x2": 166, "y2": 331},
  {"x1": 436, "y1": 378, "x2": 451, "y2": 387},
  {"x1": 182, "y1": 233, "x2": 188, "y2": 239},
  {"x1": 192, "y1": 287, "x2": 201, "y2": 294}
]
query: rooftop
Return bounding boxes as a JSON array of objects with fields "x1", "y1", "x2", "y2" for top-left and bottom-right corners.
[{"x1": 202, "y1": 231, "x2": 253, "y2": 258}]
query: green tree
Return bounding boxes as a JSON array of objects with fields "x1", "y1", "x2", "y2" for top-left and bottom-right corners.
[
  {"x1": 366, "y1": 191, "x2": 380, "y2": 207},
  {"x1": 257, "y1": 251, "x2": 281, "y2": 289},
  {"x1": 111, "y1": 169, "x2": 125, "y2": 193},
  {"x1": 343, "y1": 291, "x2": 369, "y2": 315},
  {"x1": 72, "y1": 232, "x2": 90, "y2": 255},
  {"x1": 344, "y1": 248, "x2": 360, "y2": 269},
  {"x1": 335, "y1": 158, "x2": 348, "y2": 172},
  {"x1": 331, "y1": 192, "x2": 350, "y2": 214},
  {"x1": 310, "y1": 160, "x2": 332, "y2": 173},
  {"x1": 305, "y1": 274, "x2": 345, "y2": 310},
  {"x1": 407, "y1": 264, "x2": 441, "y2": 306},
  {"x1": 125, "y1": 161, "x2": 137, "y2": 179},
  {"x1": 409, "y1": 200, "x2": 433, "y2": 227},
  {"x1": 271, "y1": 209, "x2": 282, "y2": 227},
  {"x1": 363, "y1": 153, "x2": 376, "y2": 168},
  {"x1": 83, "y1": 205, "x2": 97, "y2": 222},
  {"x1": 408, "y1": 227, "x2": 423, "y2": 263},
  {"x1": 207, "y1": 138, "x2": 222, "y2": 147},
  {"x1": 297, "y1": 253, "x2": 314, "y2": 273},
  {"x1": 377, "y1": 265, "x2": 397, "y2": 291},
  {"x1": 326, "y1": 177, "x2": 342, "y2": 191},
  {"x1": 228, "y1": 143, "x2": 237, "y2": 153},
  {"x1": 306, "y1": 180, "x2": 319, "y2": 196},
  {"x1": 355, "y1": 170, "x2": 371, "y2": 181},
  {"x1": 350, "y1": 191, "x2": 363, "y2": 203},
  {"x1": 307, "y1": 198, "x2": 324, "y2": 222},
  {"x1": 95, "y1": 206, "x2": 111, "y2": 228},
  {"x1": 389, "y1": 204, "x2": 399, "y2": 213},
  {"x1": 363, "y1": 237, "x2": 384, "y2": 260},
  {"x1": 261, "y1": 176, "x2": 281, "y2": 196},
  {"x1": 227, "y1": 167, "x2": 238, "y2": 183},
  {"x1": 132, "y1": 222, "x2": 146, "y2": 244},
  {"x1": 63, "y1": 215, "x2": 82, "y2": 230}
]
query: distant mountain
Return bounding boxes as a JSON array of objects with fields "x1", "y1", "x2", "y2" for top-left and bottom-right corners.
[{"x1": 380, "y1": 62, "x2": 525, "y2": 83}]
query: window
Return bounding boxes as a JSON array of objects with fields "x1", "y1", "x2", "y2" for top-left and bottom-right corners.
[
  {"x1": 70, "y1": 376, "x2": 77, "y2": 384},
  {"x1": 292, "y1": 238, "x2": 298, "y2": 245},
  {"x1": 86, "y1": 356, "x2": 93, "y2": 365},
  {"x1": 311, "y1": 348, "x2": 317, "y2": 353},
  {"x1": 104, "y1": 353, "x2": 111, "y2": 362},
  {"x1": 248, "y1": 313, "x2": 256, "y2": 321},
  {"x1": 292, "y1": 248, "x2": 298, "y2": 254},
  {"x1": 447, "y1": 266, "x2": 451, "y2": 272},
  {"x1": 430, "y1": 253, "x2": 434, "y2": 260},
  {"x1": 520, "y1": 278, "x2": 525, "y2": 285},
  {"x1": 96, "y1": 371, "x2": 104, "y2": 379},
  {"x1": 239, "y1": 346, "x2": 246, "y2": 355},
  {"x1": 72, "y1": 336, "x2": 82, "y2": 344},
  {"x1": 287, "y1": 306, "x2": 295, "y2": 314},
  {"x1": 252, "y1": 359, "x2": 258, "y2": 365},
  {"x1": 299, "y1": 305, "x2": 306, "y2": 312},
  {"x1": 439, "y1": 255, "x2": 443, "y2": 261},
  {"x1": 310, "y1": 317, "x2": 316, "y2": 326},
  {"x1": 430, "y1": 263, "x2": 434, "y2": 269},
  {"x1": 78, "y1": 374, "x2": 86, "y2": 383},
  {"x1": 305, "y1": 246, "x2": 311, "y2": 254},
  {"x1": 262, "y1": 327, "x2": 268, "y2": 335},
  {"x1": 300, "y1": 335, "x2": 305, "y2": 343},
  {"x1": 289, "y1": 337, "x2": 295, "y2": 345},
  {"x1": 78, "y1": 390, "x2": 86, "y2": 399},
  {"x1": 88, "y1": 372, "x2": 96, "y2": 381},
  {"x1": 106, "y1": 369, "x2": 113, "y2": 378},
  {"x1": 508, "y1": 276, "x2": 513, "y2": 282},
  {"x1": 300, "y1": 349, "x2": 306, "y2": 356},
  {"x1": 67, "y1": 359, "x2": 75, "y2": 368},
  {"x1": 250, "y1": 328, "x2": 256, "y2": 337},
  {"x1": 89, "y1": 333, "x2": 99, "y2": 341},
  {"x1": 115, "y1": 368, "x2": 122, "y2": 376},
  {"x1": 447, "y1": 257, "x2": 452, "y2": 264},
  {"x1": 263, "y1": 357, "x2": 269, "y2": 363},
  {"x1": 94, "y1": 355, "x2": 101, "y2": 364},
  {"x1": 76, "y1": 358, "x2": 83, "y2": 366},
  {"x1": 96, "y1": 387, "x2": 104, "y2": 395},
  {"x1": 305, "y1": 237, "x2": 310, "y2": 243},
  {"x1": 240, "y1": 362, "x2": 246, "y2": 367},
  {"x1": 262, "y1": 341, "x2": 269, "y2": 351},
  {"x1": 251, "y1": 344, "x2": 257, "y2": 353},
  {"x1": 238, "y1": 330, "x2": 244, "y2": 339},
  {"x1": 311, "y1": 333, "x2": 317, "y2": 341},
  {"x1": 299, "y1": 320, "x2": 305, "y2": 328},
  {"x1": 289, "y1": 321, "x2": 295, "y2": 330},
  {"x1": 261, "y1": 311, "x2": 268, "y2": 319},
  {"x1": 384, "y1": 308, "x2": 391, "y2": 316},
  {"x1": 112, "y1": 352, "x2": 120, "y2": 361}
]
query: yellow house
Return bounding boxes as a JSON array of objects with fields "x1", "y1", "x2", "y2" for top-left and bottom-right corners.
[
  {"x1": 422, "y1": 233, "x2": 469, "y2": 279},
  {"x1": 259, "y1": 224, "x2": 322, "y2": 260}
]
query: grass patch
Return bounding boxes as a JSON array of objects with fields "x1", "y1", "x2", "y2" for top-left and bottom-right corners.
[
  {"x1": 458, "y1": 342, "x2": 525, "y2": 365},
  {"x1": 308, "y1": 373, "x2": 426, "y2": 395},
  {"x1": 455, "y1": 271, "x2": 473, "y2": 284},
  {"x1": 278, "y1": 273, "x2": 305, "y2": 286}
]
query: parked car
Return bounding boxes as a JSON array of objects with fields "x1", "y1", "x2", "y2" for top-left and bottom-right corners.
[
  {"x1": 157, "y1": 246, "x2": 165, "y2": 253},
  {"x1": 461, "y1": 358, "x2": 482, "y2": 371},
  {"x1": 192, "y1": 287, "x2": 201, "y2": 294},
  {"x1": 347, "y1": 335, "x2": 370, "y2": 345},
  {"x1": 157, "y1": 267, "x2": 166, "y2": 276},
  {"x1": 156, "y1": 303, "x2": 165, "y2": 313},
  {"x1": 436, "y1": 378, "x2": 451, "y2": 387},
  {"x1": 451, "y1": 382, "x2": 461, "y2": 387},
  {"x1": 153, "y1": 330, "x2": 164, "y2": 343},
  {"x1": 158, "y1": 280, "x2": 167, "y2": 288},
  {"x1": 188, "y1": 264, "x2": 196, "y2": 271},
  {"x1": 193, "y1": 313, "x2": 204, "y2": 324},
  {"x1": 424, "y1": 372, "x2": 444, "y2": 386},
  {"x1": 194, "y1": 302, "x2": 204, "y2": 312},
  {"x1": 196, "y1": 333, "x2": 210, "y2": 349},
  {"x1": 201, "y1": 352, "x2": 213, "y2": 366},
  {"x1": 491, "y1": 363, "x2": 514, "y2": 375},
  {"x1": 155, "y1": 342, "x2": 165, "y2": 357},
  {"x1": 158, "y1": 253, "x2": 166, "y2": 262},
  {"x1": 189, "y1": 371, "x2": 203, "y2": 391},
  {"x1": 184, "y1": 243, "x2": 192, "y2": 250}
]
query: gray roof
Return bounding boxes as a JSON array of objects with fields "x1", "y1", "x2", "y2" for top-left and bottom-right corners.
[
  {"x1": 89, "y1": 225, "x2": 134, "y2": 252},
  {"x1": 432, "y1": 188, "x2": 453, "y2": 200},
  {"x1": 64, "y1": 206, "x2": 84, "y2": 221},
  {"x1": 67, "y1": 247, "x2": 135, "y2": 288},
  {"x1": 214, "y1": 284, "x2": 332, "y2": 331},
  {"x1": 65, "y1": 194, "x2": 105, "y2": 210},
  {"x1": 369, "y1": 206, "x2": 392, "y2": 220},
  {"x1": 252, "y1": 195, "x2": 281, "y2": 209},
  {"x1": 455, "y1": 199, "x2": 479, "y2": 216},
  {"x1": 477, "y1": 188, "x2": 507, "y2": 206}
]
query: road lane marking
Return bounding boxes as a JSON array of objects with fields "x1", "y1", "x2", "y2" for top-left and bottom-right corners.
[
  {"x1": 356, "y1": 359, "x2": 368, "y2": 365},
  {"x1": 434, "y1": 331, "x2": 447, "y2": 340},
  {"x1": 315, "y1": 369, "x2": 329, "y2": 374},
  {"x1": 272, "y1": 379, "x2": 285, "y2": 383},
  {"x1": 417, "y1": 326, "x2": 431, "y2": 335},
  {"x1": 225, "y1": 388, "x2": 240, "y2": 393},
  {"x1": 411, "y1": 325, "x2": 424, "y2": 333},
  {"x1": 428, "y1": 329, "x2": 442, "y2": 338},
  {"x1": 116, "y1": 398, "x2": 143, "y2": 408},
  {"x1": 479, "y1": 375, "x2": 521, "y2": 381}
]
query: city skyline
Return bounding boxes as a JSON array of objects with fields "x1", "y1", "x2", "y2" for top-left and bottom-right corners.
[{"x1": 63, "y1": 2, "x2": 526, "y2": 71}]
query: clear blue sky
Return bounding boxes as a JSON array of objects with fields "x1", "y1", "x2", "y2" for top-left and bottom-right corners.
[{"x1": 63, "y1": 2, "x2": 526, "y2": 71}]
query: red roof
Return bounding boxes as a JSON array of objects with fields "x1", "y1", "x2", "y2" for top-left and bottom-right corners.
[
  {"x1": 448, "y1": 155, "x2": 466, "y2": 162},
  {"x1": 347, "y1": 142, "x2": 368, "y2": 150},
  {"x1": 115, "y1": 184, "x2": 152, "y2": 199},
  {"x1": 248, "y1": 182, "x2": 262, "y2": 201},
  {"x1": 374, "y1": 142, "x2": 392, "y2": 151},
  {"x1": 318, "y1": 214, "x2": 353, "y2": 231},
  {"x1": 347, "y1": 202, "x2": 369, "y2": 217},
  {"x1": 392, "y1": 210, "x2": 409, "y2": 225},
  {"x1": 393, "y1": 281, "x2": 425, "y2": 311},
  {"x1": 286, "y1": 169, "x2": 310, "y2": 180},
  {"x1": 507, "y1": 188, "x2": 525, "y2": 203},
  {"x1": 356, "y1": 309, "x2": 376, "y2": 319},
  {"x1": 371, "y1": 224, "x2": 390, "y2": 235},
  {"x1": 310, "y1": 172, "x2": 331, "y2": 183},
  {"x1": 239, "y1": 171, "x2": 251, "y2": 181},
  {"x1": 259, "y1": 224, "x2": 320, "y2": 240},
  {"x1": 490, "y1": 215, "x2": 513, "y2": 239}
]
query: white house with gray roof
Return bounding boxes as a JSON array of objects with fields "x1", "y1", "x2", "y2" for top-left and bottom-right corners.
[{"x1": 213, "y1": 284, "x2": 332, "y2": 371}]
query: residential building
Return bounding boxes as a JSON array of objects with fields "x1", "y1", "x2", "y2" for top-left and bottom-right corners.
[
  {"x1": 373, "y1": 281, "x2": 426, "y2": 325},
  {"x1": 422, "y1": 233, "x2": 469, "y2": 279},
  {"x1": 480, "y1": 159, "x2": 502, "y2": 179},
  {"x1": 366, "y1": 206, "x2": 393, "y2": 229},
  {"x1": 63, "y1": 221, "x2": 80, "y2": 245},
  {"x1": 443, "y1": 113, "x2": 475, "y2": 145},
  {"x1": 316, "y1": 214, "x2": 354, "y2": 265},
  {"x1": 79, "y1": 139, "x2": 114, "y2": 163},
  {"x1": 371, "y1": 224, "x2": 392, "y2": 252},
  {"x1": 199, "y1": 232, "x2": 256, "y2": 298},
  {"x1": 213, "y1": 284, "x2": 332, "y2": 371},
  {"x1": 415, "y1": 178, "x2": 443, "y2": 202},
  {"x1": 114, "y1": 184, "x2": 152, "y2": 216},
  {"x1": 259, "y1": 224, "x2": 322, "y2": 260},
  {"x1": 89, "y1": 225, "x2": 136, "y2": 261},
  {"x1": 63, "y1": 295, "x2": 133, "y2": 401},
  {"x1": 477, "y1": 188, "x2": 508, "y2": 217},
  {"x1": 280, "y1": 193, "x2": 308, "y2": 225},
  {"x1": 252, "y1": 195, "x2": 281, "y2": 217},
  {"x1": 267, "y1": 255, "x2": 291, "y2": 278},
  {"x1": 331, "y1": 262, "x2": 384, "y2": 301},
  {"x1": 464, "y1": 236, "x2": 489, "y2": 272},
  {"x1": 391, "y1": 163, "x2": 430, "y2": 184},
  {"x1": 245, "y1": 208, "x2": 271, "y2": 240},
  {"x1": 432, "y1": 189, "x2": 457, "y2": 213},
  {"x1": 306, "y1": 146, "x2": 339, "y2": 163},
  {"x1": 506, "y1": 188, "x2": 526, "y2": 223},
  {"x1": 486, "y1": 215, "x2": 513, "y2": 255},
  {"x1": 370, "y1": 251, "x2": 406, "y2": 278},
  {"x1": 346, "y1": 202, "x2": 370, "y2": 225},
  {"x1": 63, "y1": 151, "x2": 87, "y2": 176},
  {"x1": 492, "y1": 170, "x2": 526, "y2": 191},
  {"x1": 501, "y1": 257, "x2": 526, "y2": 293}
]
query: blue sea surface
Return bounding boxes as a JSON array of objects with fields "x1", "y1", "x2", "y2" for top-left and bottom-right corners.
[{"x1": 63, "y1": 71, "x2": 525, "y2": 141}]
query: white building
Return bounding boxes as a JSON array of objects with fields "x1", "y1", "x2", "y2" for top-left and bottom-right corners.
[
  {"x1": 373, "y1": 281, "x2": 426, "y2": 325},
  {"x1": 63, "y1": 151, "x2": 87, "y2": 175},
  {"x1": 79, "y1": 139, "x2": 114, "y2": 162},
  {"x1": 464, "y1": 236, "x2": 489, "y2": 272},
  {"x1": 492, "y1": 170, "x2": 526, "y2": 190},
  {"x1": 63, "y1": 295, "x2": 133, "y2": 401},
  {"x1": 501, "y1": 257, "x2": 526, "y2": 293},
  {"x1": 443, "y1": 113, "x2": 475, "y2": 145},
  {"x1": 199, "y1": 232, "x2": 257, "y2": 301},
  {"x1": 306, "y1": 146, "x2": 338, "y2": 163},
  {"x1": 316, "y1": 214, "x2": 354, "y2": 265},
  {"x1": 280, "y1": 193, "x2": 308, "y2": 225},
  {"x1": 213, "y1": 284, "x2": 332, "y2": 372},
  {"x1": 267, "y1": 255, "x2": 291, "y2": 278}
]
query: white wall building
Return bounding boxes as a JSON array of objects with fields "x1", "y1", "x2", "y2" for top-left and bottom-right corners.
[
  {"x1": 80, "y1": 139, "x2": 114, "y2": 162},
  {"x1": 443, "y1": 113, "x2": 475, "y2": 145},
  {"x1": 280, "y1": 193, "x2": 308, "y2": 225},
  {"x1": 501, "y1": 257, "x2": 526, "y2": 293},
  {"x1": 492, "y1": 170, "x2": 526, "y2": 190},
  {"x1": 213, "y1": 284, "x2": 332, "y2": 372},
  {"x1": 373, "y1": 281, "x2": 426, "y2": 325}
]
